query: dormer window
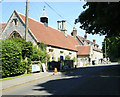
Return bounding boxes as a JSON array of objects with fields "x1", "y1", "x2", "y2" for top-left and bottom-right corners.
[{"x1": 13, "y1": 18, "x2": 18, "y2": 25}]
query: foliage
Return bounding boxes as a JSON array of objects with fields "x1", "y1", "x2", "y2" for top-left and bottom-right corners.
[
  {"x1": 31, "y1": 44, "x2": 49, "y2": 63},
  {"x1": 31, "y1": 46, "x2": 41, "y2": 61},
  {"x1": 1, "y1": 39, "x2": 26, "y2": 77},
  {"x1": 72, "y1": 57, "x2": 77, "y2": 62},
  {"x1": 38, "y1": 42, "x2": 47, "y2": 51},
  {"x1": 8, "y1": 38, "x2": 33, "y2": 59},
  {"x1": 65, "y1": 55, "x2": 71, "y2": 60},
  {"x1": 102, "y1": 36, "x2": 120, "y2": 62},
  {"x1": 1, "y1": 37, "x2": 49, "y2": 77},
  {"x1": 58, "y1": 57, "x2": 60, "y2": 61},
  {"x1": 75, "y1": 2, "x2": 120, "y2": 37}
]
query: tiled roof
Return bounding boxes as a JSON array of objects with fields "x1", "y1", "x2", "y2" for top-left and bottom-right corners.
[
  {"x1": 0, "y1": 23, "x2": 6, "y2": 32},
  {"x1": 77, "y1": 46, "x2": 90, "y2": 55},
  {"x1": 76, "y1": 36, "x2": 84, "y2": 45},
  {"x1": 77, "y1": 35, "x2": 99, "y2": 46},
  {"x1": 93, "y1": 47, "x2": 102, "y2": 53},
  {"x1": 19, "y1": 13, "x2": 79, "y2": 51}
]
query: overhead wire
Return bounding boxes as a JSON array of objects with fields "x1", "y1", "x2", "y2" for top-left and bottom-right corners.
[{"x1": 43, "y1": 1, "x2": 74, "y2": 27}]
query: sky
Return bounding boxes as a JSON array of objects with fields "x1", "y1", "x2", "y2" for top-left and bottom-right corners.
[{"x1": 1, "y1": 0, "x2": 105, "y2": 49}]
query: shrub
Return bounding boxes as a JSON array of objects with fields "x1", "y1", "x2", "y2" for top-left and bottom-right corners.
[
  {"x1": 1, "y1": 39, "x2": 25, "y2": 77},
  {"x1": 31, "y1": 45, "x2": 49, "y2": 63},
  {"x1": 65, "y1": 55, "x2": 71, "y2": 60}
]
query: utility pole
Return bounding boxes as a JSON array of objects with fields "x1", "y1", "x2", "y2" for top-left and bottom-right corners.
[
  {"x1": 25, "y1": 0, "x2": 29, "y2": 41},
  {"x1": 25, "y1": 0, "x2": 29, "y2": 74}
]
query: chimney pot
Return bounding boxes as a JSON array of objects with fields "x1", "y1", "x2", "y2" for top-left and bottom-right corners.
[
  {"x1": 93, "y1": 39, "x2": 96, "y2": 43},
  {"x1": 71, "y1": 27, "x2": 77, "y2": 37},
  {"x1": 84, "y1": 32, "x2": 87, "y2": 39},
  {"x1": 62, "y1": 20, "x2": 66, "y2": 30},
  {"x1": 57, "y1": 21, "x2": 61, "y2": 31}
]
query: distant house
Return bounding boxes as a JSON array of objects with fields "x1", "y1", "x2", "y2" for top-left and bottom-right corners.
[
  {"x1": 71, "y1": 28, "x2": 103, "y2": 65},
  {"x1": 1, "y1": 9, "x2": 103, "y2": 66}
]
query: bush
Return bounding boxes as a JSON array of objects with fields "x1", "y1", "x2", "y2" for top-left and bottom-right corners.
[
  {"x1": 1, "y1": 39, "x2": 26, "y2": 77},
  {"x1": 65, "y1": 55, "x2": 71, "y2": 60},
  {"x1": 31, "y1": 45, "x2": 49, "y2": 63},
  {"x1": 1, "y1": 38, "x2": 49, "y2": 77}
]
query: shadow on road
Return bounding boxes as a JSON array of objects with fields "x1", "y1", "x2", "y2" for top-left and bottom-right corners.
[{"x1": 32, "y1": 65, "x2": 120, "y2": 95}]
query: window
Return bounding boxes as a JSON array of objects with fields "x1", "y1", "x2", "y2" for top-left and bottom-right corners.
[
  {"x1": 10, "y1": 31, "x2": 21, "y2": 38},
  {"x1": 69, "y1": 52, "x2": 72, "y2": 55}
]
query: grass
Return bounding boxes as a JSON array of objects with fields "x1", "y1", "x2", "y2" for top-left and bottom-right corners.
[{"x1": 0, "y1": 73, "x2": 32, "y2": 81}]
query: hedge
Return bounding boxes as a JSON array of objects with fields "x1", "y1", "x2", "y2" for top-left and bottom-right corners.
[
  {"x1": 1, "y1": 38, "x2": 49, "y2": 77},
  {"x1": 1, "y1": 39, "x2": 26, "y2": 77}
]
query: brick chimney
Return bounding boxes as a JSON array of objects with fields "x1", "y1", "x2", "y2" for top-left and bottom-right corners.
[
  {"x1": 71, "y1": 27, "x2": 77, "y2": 38},
  {"x1": 57, "y1": 21, "x2": 61, "y2": 31}
]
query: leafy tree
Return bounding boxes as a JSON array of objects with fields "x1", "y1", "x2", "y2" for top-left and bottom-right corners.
[
  {"x1": 75, "y1": 2, "x2": 120, "y2": 37},
  {"x1": 102, "y1": 36, "x2": 120, "y2": 62}
]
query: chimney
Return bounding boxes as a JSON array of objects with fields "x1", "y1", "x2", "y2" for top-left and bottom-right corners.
[
  {"x1": 84, "y1": 32, "x2": 87, "y2": 40},
  {"x1": 93, "y1": 39, "x2": 96, "y2": 43},
  {"x1": 71, "y1": 27, "x2": 77, "y2": 38},
  {"x1": 57, "y1": 21, "x2": 61, "y2": 31},
  {"x1": 61, "y1": 20, "x2": 67, "y2": 37}
]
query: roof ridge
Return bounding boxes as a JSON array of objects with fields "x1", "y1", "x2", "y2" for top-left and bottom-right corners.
[{"x1": 18, "y1": 12, "x2": 69, "y2": 36}]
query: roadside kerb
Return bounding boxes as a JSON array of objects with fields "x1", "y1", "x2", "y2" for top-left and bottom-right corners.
[{"x1": 2, "y1": 72, "x2": 53, "y2": 91}]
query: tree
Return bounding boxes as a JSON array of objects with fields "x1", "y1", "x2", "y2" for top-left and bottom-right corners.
[
  {"x1": 102, "y1": 36, "x2": 120, "y2": 62},
  {"x1": 75, "y1": 2, "x2": 120, "y2": 37}
]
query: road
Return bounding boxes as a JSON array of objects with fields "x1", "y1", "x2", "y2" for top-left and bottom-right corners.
[{"x1": 2, "y1": 64, "x2": 120, "y2": 95}]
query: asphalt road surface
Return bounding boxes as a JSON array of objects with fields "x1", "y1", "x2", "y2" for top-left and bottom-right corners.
[{"x1": 2, "y1": 64, "x2": 120, "y2": 95}]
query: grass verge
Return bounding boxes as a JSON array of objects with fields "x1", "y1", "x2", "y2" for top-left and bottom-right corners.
[{"x1": 0, "y1": 73, "x2": 32, "y2": 81}]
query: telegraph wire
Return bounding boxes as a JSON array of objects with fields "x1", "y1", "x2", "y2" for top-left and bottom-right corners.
[{"x1": 43, "y1": 1, "x2": 74, "y2": 27}]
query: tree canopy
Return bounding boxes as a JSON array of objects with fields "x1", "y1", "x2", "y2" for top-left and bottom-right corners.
[{"x1": 75, "y1": 2, "x2": 120, "y2": 37}]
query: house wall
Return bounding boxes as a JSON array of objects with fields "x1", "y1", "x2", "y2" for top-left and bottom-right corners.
[
  {"x1": 1, "y1": 11, "x2": 37, "y2": 45},
  {"x1": 77, "y1": 55, "x2": 89, "y2": 67},
  {"x1": 93, "y1": 50, "x2": 103, "y2": 60},
  {"x1": 47, "y1": 46, "x2": 77, "y2": 62}
]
